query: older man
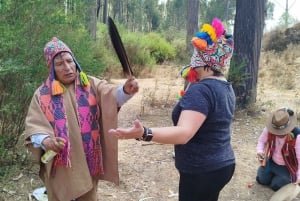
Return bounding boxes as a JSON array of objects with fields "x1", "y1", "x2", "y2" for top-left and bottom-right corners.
[{"x1": 25, "y1": 37, "x2": 138, "y2": 201}]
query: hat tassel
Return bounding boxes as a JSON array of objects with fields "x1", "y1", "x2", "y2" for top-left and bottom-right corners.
[
  {"x1": 52, "y1": 79, "x2": 65, "y2": 95},
  {"x1": 80, "y1": 71, "x2": 90, "y2": 86}
]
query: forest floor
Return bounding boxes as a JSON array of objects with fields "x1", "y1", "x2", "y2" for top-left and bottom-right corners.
[{"x1": 2, "y1": 55, "x2": 300, "y2": 201}]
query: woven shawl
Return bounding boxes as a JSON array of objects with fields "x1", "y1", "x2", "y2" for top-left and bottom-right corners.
[
  {"x1": 38, "y1": 75, "x2": 103, "y2": 176},
  {"x1": 267, "y1": 133, "x2": 298, "y2": 182}
]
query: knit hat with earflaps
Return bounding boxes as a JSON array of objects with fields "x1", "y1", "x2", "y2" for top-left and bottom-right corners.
[
  {"x1": 44, "y1": 37, "x2": 89, "y2": 95},
  {"x1": 181, "y1": 18, "x2": 234, "y2": 83}
]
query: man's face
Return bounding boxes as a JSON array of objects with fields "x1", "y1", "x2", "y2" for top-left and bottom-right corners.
[{"x1": 53, "y1": 52, "x2": 76, "y2": 85}]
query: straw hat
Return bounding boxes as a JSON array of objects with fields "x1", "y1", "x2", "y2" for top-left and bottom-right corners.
[{"x1": 266, "y1": 108, "x2": 297, "y2": 136}]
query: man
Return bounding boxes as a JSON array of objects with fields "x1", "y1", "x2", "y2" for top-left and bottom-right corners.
[{"x1": 25, "y1": 37, "x2": 138, "y2": 201}]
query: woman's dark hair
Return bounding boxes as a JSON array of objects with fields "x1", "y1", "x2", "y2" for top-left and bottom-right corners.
[{"x1": 203, "y1": 65, "x2": 224, "y2": 77}]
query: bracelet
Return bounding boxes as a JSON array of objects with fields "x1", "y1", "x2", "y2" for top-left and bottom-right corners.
[
  {"x1": 143, "y1": 127, "x2": 153, "y2": 142},
  {"x1": 135, "y1": 126, "x2": 153, "y2": 141}
]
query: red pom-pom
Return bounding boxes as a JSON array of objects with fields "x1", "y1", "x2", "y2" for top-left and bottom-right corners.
[
  {"x1": 180, "y1": 89, "x2": 185, "y2": 97},
  {"x1": 187, "y1": 68, "x2": 197, "y2": 83}
]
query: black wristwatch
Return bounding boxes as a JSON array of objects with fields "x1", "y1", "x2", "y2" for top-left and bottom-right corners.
[
  {"x1": 136, "y1": 127, "x2": 153, "y2": 141},
  {"x1": 143, "y1": 127, "x2": 153, "y2": 142}
]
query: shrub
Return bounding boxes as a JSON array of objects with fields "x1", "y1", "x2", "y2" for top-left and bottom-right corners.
[
  {"x1": 143, "y1": 32, "x2": 176, "y2": 64},
  {"x1": 0, "y1": 62, "x2": 36, "y2": 169}
]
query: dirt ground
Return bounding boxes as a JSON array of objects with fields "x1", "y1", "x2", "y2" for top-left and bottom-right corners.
[{"x1": 2, "y1": 62, "x2": 300, "y2": 201}]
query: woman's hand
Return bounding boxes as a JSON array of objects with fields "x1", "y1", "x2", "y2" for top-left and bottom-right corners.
[
  {"x1": 257, "y1": 152, "x2": 266, "y2": 166},
  {"x1": 109, "y1": 119, "x2": 144, "y2": 140},
  {"x1": 124, "y1": 77, "x2": 139, "y2": 95}
]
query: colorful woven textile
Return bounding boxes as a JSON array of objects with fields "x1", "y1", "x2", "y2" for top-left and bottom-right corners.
[{"x1": 38, "y1": 75, "x2": 103, "y2": 176}]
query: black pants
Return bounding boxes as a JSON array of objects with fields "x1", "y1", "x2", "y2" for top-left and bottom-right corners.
[{"x1": 179, "y1": 164, "x2": 235, "y2": 201}]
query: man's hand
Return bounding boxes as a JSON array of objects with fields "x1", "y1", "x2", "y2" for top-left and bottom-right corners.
[
  {"x1": 124, "y1": 77, "x2": 139, "y2": 95},
  {"x1": 42, "y1": 137, "x2": 66, "y2": 153}
]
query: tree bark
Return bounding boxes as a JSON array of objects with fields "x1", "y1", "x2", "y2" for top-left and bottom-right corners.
[
  {"x1": 229, "y1": 0, "x2": 266, "y2": 108},
  {"x1": 102, "y1": 0, "x2": 108, "y2": 23},
  {"x1": 186, "y1": 0, "x2": 199, "y2": 54},
  {"x1": 85, "y1": 0, "x2": 97, "y2": 40}
]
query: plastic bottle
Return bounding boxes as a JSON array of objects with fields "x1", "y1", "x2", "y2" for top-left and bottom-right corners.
[
  {"x1": 41, "y1": 141, "x2": 65, "y2": 164},
  {"x1": 41, "y1": 150, "x2": 58, "y2": 164}
]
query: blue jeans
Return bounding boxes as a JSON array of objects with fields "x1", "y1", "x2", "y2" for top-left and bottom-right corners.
[{"x1": 256, "y1": 159, "x2": 291, "y2": 191}]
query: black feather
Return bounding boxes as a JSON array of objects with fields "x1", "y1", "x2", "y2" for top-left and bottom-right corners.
[{"x1": 108, "y1": 16, "x2": 133, "y2": 76}]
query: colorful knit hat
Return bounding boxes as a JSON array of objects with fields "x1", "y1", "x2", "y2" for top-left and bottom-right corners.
[
  {"x1": 44, "y1": 37, "x2": 89, "y2": 95},
  {"x1": 190, "y1": 18, "x2": 234, "y2": 72},
  {"x1": 44, "y1": 37, "x2": 73, "y2": 68}
]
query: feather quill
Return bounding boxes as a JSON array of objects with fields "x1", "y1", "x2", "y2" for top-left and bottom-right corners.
[{"x1": 108, "y1": 16, "x2": 133, "y2": 76}]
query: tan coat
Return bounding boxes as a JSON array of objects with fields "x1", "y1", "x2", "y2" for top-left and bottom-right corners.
[{"x1": 25, "y1": 76, "x2": 119, "y2": 201}]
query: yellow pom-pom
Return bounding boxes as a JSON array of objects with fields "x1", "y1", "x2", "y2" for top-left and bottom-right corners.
[
  {"x1": 52, "y1": 80, "x2": 65, "y2": 95},
  {"x1": 201, "y1": 24, "x2": 217, "y2": 42},
  {"x1": 80, "y1": 71, "x2": 90, "y2": 86},
  {"x1": 181, "y1": 67, "x2": 190, "y2": 78}
]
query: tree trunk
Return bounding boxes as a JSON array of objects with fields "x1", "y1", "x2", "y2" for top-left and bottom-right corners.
[
  {"x1": 102, "y1": 0, "x2": 107, "y2": 23},
  {"x1": 186, "y1": 0, "x2": 199, "y2": 54},
  {"x1": 85, "y1": 0, "x2": 97, "y2": 40},
  {"x1": 229, "y1": 0, "x2": 266, "y2": 108},
  {"x1": 90, "y1": 0, "x2": 97, "y2": 40}
]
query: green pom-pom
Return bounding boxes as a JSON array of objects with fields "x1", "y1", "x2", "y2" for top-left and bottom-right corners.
[{"x1": 80, "y1": 71, "x2": 90, "y2": 86}]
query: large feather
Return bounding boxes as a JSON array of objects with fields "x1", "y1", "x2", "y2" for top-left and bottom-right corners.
[{"x1": 108, "y1": 16, "x2": 133, "y2": 76}]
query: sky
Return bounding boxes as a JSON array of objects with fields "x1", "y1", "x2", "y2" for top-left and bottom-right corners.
[
  {"x1": 265, "y1": 0, "x2": 300, "y2": 31},
  {"x1": 158, "y1": 0, "x2": 299, "y2": 31}
]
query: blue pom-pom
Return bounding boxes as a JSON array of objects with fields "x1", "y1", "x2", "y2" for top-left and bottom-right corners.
[{"x1": 195, "y1": 32, "x2": 213, "y2": 45}]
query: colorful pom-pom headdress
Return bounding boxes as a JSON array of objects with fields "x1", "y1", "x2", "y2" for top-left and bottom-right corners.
[
  {"x1": 44, "y1": 37, "x2": 90, "y2": 95},
  {"x1": 177, "y1": 18, "x2": 234, "y2": 100},
  {"x1": 184, "y1": 18, "x2": 234, "y2": 83}
]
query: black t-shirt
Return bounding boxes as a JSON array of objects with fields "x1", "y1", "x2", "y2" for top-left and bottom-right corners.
[{"x1": 172, "y1": 78, "x2": 236, "y2": 174}]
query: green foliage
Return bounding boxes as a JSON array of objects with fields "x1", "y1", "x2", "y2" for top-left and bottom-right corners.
[
  {"x1": 143, "y1": 32, "x2": 176, "y2": 64},
  {"x1": 125, "y1": 33, "x2": 155, "y2": 65},
  {"x1": 278, "y1": 12, "x2": 298, "y2": 30},
  {"x1": 265, "y1": 1, "x2": 275, "y2": 20},
  {"x1": 199, "y1": 0, "x2": 236, "y2": 27},
  {"x1": 161, "y1": 0, "x2": 186, "y2": 31},
  {"x1": 0, "y1": 0, "x2": 105, "y2": 76},
  {"x1": 0, "y1": 63, "x2": 35, "y2": 165},
  {"x1": 227, "y1": 58, "x2": 252, "y2": 108},
  {"x1": 227, "y1": 59, "x2": 250, "y2": 91},
  {"x1": 171, "y1": 38, "x2": 189, "y2": 65},
  {"x1": 103, "y1": 24, "x2": 177, "y2": 76}
]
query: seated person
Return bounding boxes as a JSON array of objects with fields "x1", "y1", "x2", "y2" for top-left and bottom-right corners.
[{"x1": 256, "y1": 107, "x2": 300, "y2": 191}]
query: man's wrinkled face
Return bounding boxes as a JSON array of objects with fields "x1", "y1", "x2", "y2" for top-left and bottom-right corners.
[{"x1": 53, "y1": 52, "x2": 76, "y2": 85}]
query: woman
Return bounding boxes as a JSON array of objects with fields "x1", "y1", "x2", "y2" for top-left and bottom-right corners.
[{"x1": 109, "y1": 18, "x2": 235, "y2": 201}]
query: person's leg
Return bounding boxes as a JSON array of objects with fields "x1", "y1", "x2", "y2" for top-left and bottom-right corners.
[
  {"x1": 269, "y1": 164, "x2": 291, "y2": 191},
  {"x1": 179, "y1": 164, "x2": 235, "y2": 201},
  {"x1": 256, "y1": 165, "x2": 273, "y2": 185}
]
